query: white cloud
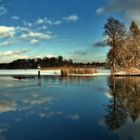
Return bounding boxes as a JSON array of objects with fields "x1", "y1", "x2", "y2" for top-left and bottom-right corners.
[
  {"x1": 11, "y1": 16, "x2": 19, "y2": 20},
  {"x1": 96, "y1": 0, "x2": 140, "y2": 25},
  {"x1": 46, "y1": 54, "x2": 55, "y2": 58},
  {"x1": 0, "y1": 40, "x2": 14, "y2": 47},
  {"x1": 96, "y1": 8, "x2": 105, "y2": 14},
  {"x1": 64, "y1": 14, "x2": 79, "y2": 22},
  {"x1": 29, "y1": 32, "x2": 51, "y2": 40},
  {"x1": 21, "y1": 31, "x2": 52, "y2": 40},
  {"x1": 23, "y1": 21, "x2": 32, "y2": 27},
  {"x1": 0, "y1": 50, "x2": 29, "y2": 63},
  {"x1": 35, "y1": 18, "x2": 51, "y2": 25},
  {"x1": 37, "y1": 25, "x2": 47, "y2": 30},
  {"x1": 45, "y1": 19, "x2": 53, "y2": 25},
  {"x1": 124, "y1": 9, "x2": 140, "y2": 25},
  {"x1": 16, "y1": 55, "x2": 28, "y2": 59},
  {"x1": 30, "y1": 39, "x2": 39, "y2": 45},
  {"x1": 0, "y1": 6, "x2": 7, "y2": 16},
  {"x1": 0, "y1": 49, "x2": 29, "y2": 57},
  {"x1": 32, "y1": 54, "x2": 55, "y2": 59},
  {"x1": 16, "y1": 26, "x2": 31, "y2": 33},
  {"x1": 53, "y1": 20, "x2": 62, "y2": 25},
  {"x1": 36, "y1": 18, "x2": 45, "y2": 25},
  {"x1": 36, "y1": 17, "x2": 63, "y2": 27},
  {"x1": 0, "y1": 26, "x2": 16, "y2": 38}
]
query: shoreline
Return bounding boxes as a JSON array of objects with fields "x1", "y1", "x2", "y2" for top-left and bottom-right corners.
[
  {"x1": 1, "y1": 69, "x2": 140, "y2": 77},
  {"x1": 0, "y1": 69, "x2": 111, "y2": 76}
]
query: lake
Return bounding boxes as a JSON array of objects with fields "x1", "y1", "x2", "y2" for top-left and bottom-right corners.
[{"x1": 0, "y1": 75, "x2": 139, "y2": 140}]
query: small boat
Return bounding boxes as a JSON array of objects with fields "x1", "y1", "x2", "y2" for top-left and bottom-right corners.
[{"x1": 13, "y1": 75, "x2": 35, "y2": 80}]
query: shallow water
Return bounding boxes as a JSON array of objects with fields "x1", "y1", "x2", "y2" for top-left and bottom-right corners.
[{"x1": 0, "y1": 76, "x2": 139, "y2": 140}]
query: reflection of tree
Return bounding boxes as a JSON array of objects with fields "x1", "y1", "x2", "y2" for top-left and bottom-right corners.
[
  {"x1": 61, "y1": 76, "x2": 92, "y2": 84},
  {"x1": 105, "y1": 77, "x2": 140, "y2": 130},
  {"x1": 125, "y1": 77, "x2": 140, "y2": 122},
  {"x1": 41, "y1": 76, "x2": 93, "y2": 85},
  {"x1": 105, "y1": 77, "x2": 127, "y2": 130}
]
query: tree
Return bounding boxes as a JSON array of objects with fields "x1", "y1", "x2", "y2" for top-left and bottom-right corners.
[
  {"x1": 129, "y1": 21, "x2": 140, "y2": 68},
  {"x1": 58, "y1": 56, "x2": 63, "y2": 66},
  {"x1": 130, "y1": 21, "x2": 140, "y2": 37},
  {"x1": 104, "y1": 17, "x2": 126, "y2": 72}
]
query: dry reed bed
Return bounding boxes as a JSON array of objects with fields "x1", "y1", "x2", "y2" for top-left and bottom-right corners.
[{"x1": 61, "y1": 68, "x2": 97, "y2": 76}]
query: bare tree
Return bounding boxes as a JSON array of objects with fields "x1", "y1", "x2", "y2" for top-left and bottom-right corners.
[
  {"x1": 104, "y1": 17, "x2": 126, "y2": 72},
  {"x1": 129, "y1": 21, "x2": 140, "y2": 68}
]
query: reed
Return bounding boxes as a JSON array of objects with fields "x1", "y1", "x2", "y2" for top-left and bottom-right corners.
[{"x1": 61, "y1": 68, "x2": 97, "y2": 76}]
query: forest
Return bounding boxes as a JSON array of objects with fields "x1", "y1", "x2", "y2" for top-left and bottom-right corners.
[
  {"x1": 104, "y1": 17, "x2": 140, "y2": 74},
  {"x1": 0, "y1": 56, "x2": 106, "y2": 69}
]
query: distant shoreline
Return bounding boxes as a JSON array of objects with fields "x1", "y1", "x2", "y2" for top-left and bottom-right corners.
[
  {"x1": 0, "y1": 69, "x2": 111, "y2": 76},
  {"x1": 1, "y1": 69, "x2": 140, "y2": 77}
]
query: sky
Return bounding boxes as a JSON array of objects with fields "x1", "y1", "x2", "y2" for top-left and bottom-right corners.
[{"x1": 0, "y1": 0, "x2": 139, "y2": 63}]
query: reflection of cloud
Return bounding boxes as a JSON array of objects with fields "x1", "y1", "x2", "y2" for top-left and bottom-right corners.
[
  {"x1": 15, "y1": 118, "x2": 22, "y2": 122},
  {"x1": 0, "y1": 123, "x2": 9, "y2": 133},
  {"x1": 105, "y1": 93, "x2": 113, "y2": 99},
  {"x1": 98, "y1": 118, "x2": 106, "y2": 127},
  {"x1": 23, "y1": 96, "x2": 53, "y2": 105},
  {"x1": 39, "y1": 111, "x2": 54, "y2": 119},
  {"x1": 0, "y1": 123, "x2": 9, "y2": 140},
  {"x1": 66, "y1": 114, "x2": 80, "y2": 120},
  {"x1": 38, "y1": 110, "x2": 80, "y2": 121},
  {"x1": 116, "y1": 117, "x2": 140, "y2": 140},
  {"x1": 37, "y1": 110, "x2": 63, "y2": 119},
  {"x1": 0, "y1": 81, "x2": 80, "y2": 122},
  {"x1": 0, "y1": 100, "x2": 16, "y2": 113}
]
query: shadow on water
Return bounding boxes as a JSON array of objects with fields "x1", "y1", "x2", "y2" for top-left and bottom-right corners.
[
  {"x1": 13, "y1": 75, "x2": 35, "y2": 80},
  {"x1": 12, "y1": 75, "x2": 94, "y2": 85},
  {"x1": 105, "y1": 76, "x2": 140, "y2": 130}
]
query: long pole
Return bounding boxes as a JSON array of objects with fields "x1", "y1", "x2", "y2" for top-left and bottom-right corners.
[{"x1": 38, "y1": 65, "x2": 41, "y2": 78}]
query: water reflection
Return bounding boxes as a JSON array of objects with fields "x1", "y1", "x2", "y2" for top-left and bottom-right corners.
[
  {"x1": 106, "y1": 76, "x2": 140, "y2": 131},
  {"x1": 12, "y1": 75, "x2": 94, "y2": 87},
  {"x1": 0, "y1": 76, "x2": 108, "y2": 140},
  {"x1": 2, "y1": 75, "x2": 140, "y2": 140},
  {"x1": 41, "y1": 75, "x2": 94, "y2": 84}
]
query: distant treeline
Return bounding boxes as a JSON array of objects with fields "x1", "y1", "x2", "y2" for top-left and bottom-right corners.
[{"x1": 0, "y1": 56, "x2": 106, "y2": 69}]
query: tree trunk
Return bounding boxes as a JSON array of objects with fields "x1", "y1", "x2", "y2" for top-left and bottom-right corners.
[{"x1": 112, "y1": 46, "x2": 116, "y2": 74}]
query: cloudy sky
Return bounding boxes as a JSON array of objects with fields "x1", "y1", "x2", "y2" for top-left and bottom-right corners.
[{"x1": 0, "y1": 0, "x2": 138, "y2": 63}]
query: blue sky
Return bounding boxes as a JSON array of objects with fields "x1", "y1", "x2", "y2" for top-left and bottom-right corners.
[{"x1": 0, "y1": 0, "x2": 138, "y2": 63}]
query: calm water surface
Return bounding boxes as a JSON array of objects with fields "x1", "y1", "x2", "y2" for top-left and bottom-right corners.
[{"x1": 0, "y1": 76, "x2": 139, "y2": 140}]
